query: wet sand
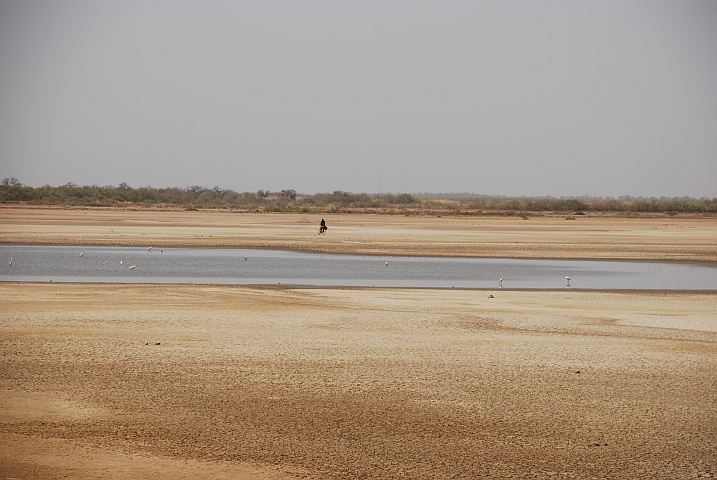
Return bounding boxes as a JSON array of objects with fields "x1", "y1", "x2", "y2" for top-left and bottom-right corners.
[{"x1": 2, "y1": 207, "x2": 717, "y2": 478}]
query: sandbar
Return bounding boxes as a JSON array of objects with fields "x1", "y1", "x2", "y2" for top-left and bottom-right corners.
[{"x1": 2, "y1": 206, "x2": 716, "y2": 262}]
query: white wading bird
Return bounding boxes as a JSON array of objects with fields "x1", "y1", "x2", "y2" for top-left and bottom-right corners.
[
  {"x1": 148, "y1": 246, "x2": 152, "y2": 252},
  {"x1": 243, "y1": 256, "x2": 248, "y2": 261},
  {"x1": 80, "y1": 252, "x2": 83, "y2": 257},
  {"x1": 498, "y1": 276, "x2": 503, "y2": 288},
  {"x1": 129, "y1": 265, "x2": 137, "y2": 270},
  {"x1": 9, "y1": 258, "x2": 12, "y2": 266},
  {"x1": 120, "y1": 260, "x2": 123, "y2": 266},
  {"x1": 565, "y1": 276, "x2": 571, "y2": 287},
  {"x1": 385, "y1": 261, "x2": 389, "y2": 266}
]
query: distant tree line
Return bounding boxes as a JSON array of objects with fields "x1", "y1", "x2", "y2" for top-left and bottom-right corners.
[
  {"x1": 453, "y1": 197, "x2": 717, "y2": 213},
  {"x1": 0, "y1": 181, "x2": 419, "y2": 211},
  {"x1": 1, "y1": 179, "x2": 715, "y2": 214}
]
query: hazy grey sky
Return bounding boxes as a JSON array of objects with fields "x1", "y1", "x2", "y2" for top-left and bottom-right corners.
[{"x1": 1, "y1": 0, "x2": 716, "y2": 197}]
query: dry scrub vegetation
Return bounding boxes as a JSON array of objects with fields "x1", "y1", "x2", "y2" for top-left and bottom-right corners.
[{"x1": 2, "y1": 182, "x2": 716, "y2": 215}]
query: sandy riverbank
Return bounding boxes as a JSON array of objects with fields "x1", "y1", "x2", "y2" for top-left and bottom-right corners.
[
  {"x1": 2, "y1": 207, "x2": 716, "y2": 478},
  {"x1": 2, "y1": 206, "x2": 716, "y2": 262},
  {"x1": 2, "y1": 283, "x2": 716, "y2": 479}
]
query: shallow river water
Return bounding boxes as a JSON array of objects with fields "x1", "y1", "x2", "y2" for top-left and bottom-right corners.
[{"x1": 1, "y1": 245, "x2": 716, "y2": 290}]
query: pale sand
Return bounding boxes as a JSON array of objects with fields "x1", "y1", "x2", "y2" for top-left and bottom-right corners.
[
  {"x1": 2, "y1": 207, "x2": 716, "y2": 478},
  {"x1": 1, "y1": 283, "x2": 716, "y2": 479},
  {"x1": 2, "y1": 206, "x2": 717, "y2": 262}
]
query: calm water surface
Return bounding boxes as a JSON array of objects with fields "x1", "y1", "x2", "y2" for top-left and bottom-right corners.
[{"x1": 1, "y1": 245, "x2": 716, "y2": 290}]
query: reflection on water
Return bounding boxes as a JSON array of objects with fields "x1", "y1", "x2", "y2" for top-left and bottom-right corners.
[{"x1": 1, "y1": 245, "x2": 716, "y2": 290}]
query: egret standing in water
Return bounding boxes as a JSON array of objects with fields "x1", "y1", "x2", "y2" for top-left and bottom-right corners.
[
  {"x1": 129, "y1": 265, "x2": 136, "y2": 270},
  {"x1": 148, "y1": 246, "x2": 152, "y2": 252},
  {"x1": 565, "y1": 276, "x2": 571, "y2": 287},
  {"x1": 8, "y1": 258, "x2": 12, "y2": 266},
  {"x1": 498, "y1": 276, "x2": 503, "y2": 288},
  {"x1": 120, "y1": 260, "x2": 123, "y2": 266},
  {"x1": 80, "y1": 252, "x2": 83, "y2": 257},
  {"x1": 243, "y1": 256, "x2": 248, "y2": 261},
  {"x1": 385, "y1": 261, "x2": 389, "y2": 266}
]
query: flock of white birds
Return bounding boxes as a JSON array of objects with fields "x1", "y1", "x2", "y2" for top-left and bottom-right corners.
[{"x1": 6, "y1": 250, "x2": 576, "y2": 287}]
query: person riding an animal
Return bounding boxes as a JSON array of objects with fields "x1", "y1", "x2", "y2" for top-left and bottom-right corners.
[{"x1": 319, "y1": 218, "x2": 327, "y2": 234}]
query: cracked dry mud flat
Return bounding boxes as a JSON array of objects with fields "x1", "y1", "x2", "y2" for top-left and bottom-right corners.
[{"x1": 1, "y1": 284, "x2": 716, "y2": 479}]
